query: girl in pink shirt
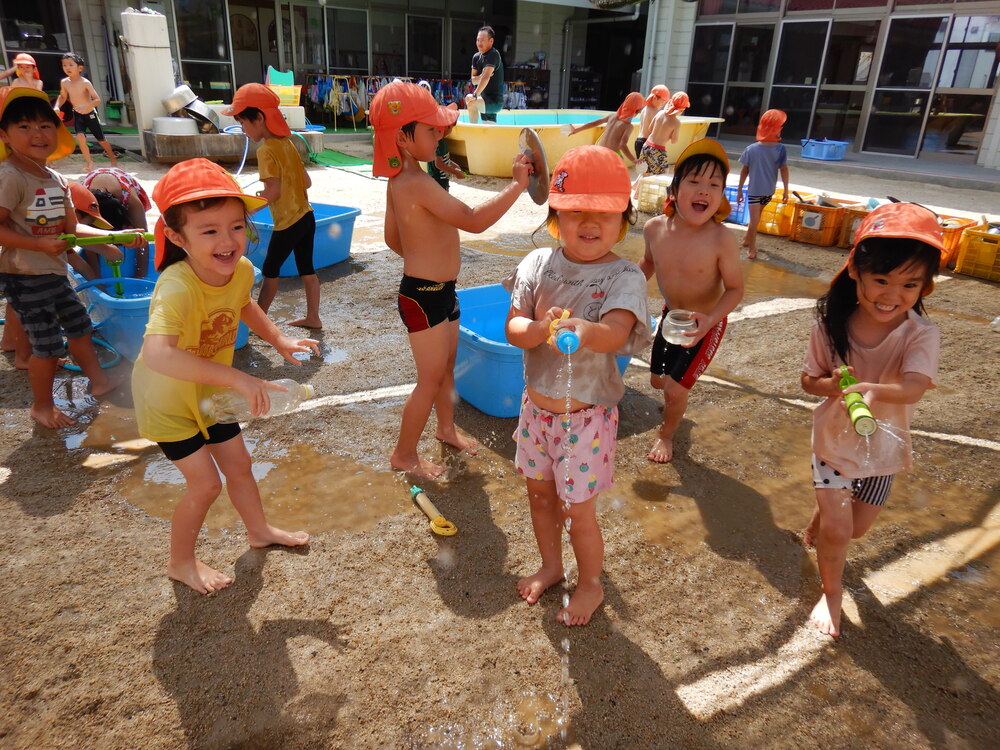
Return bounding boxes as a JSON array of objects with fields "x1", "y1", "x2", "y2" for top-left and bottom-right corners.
[{"x1": 800, "y1": 203, "x2": 944, "y2": 637}]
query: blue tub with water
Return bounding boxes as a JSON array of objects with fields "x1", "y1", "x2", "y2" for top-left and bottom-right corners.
[
  {"x1": 73, "y1": 252, "x2": 260, "y2": 362},
  {"x1": 245, "y1": 203, "x2": 361, "y2": 278},
  {"x1": 455, "y1": 284, "x2": 633, "y2": 418}
]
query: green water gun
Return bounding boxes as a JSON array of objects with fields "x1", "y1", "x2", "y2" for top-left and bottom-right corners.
[
  {"x1": 58, "y1": 232, "x2": 154, "y2": 246},
  {"x1": 838, "y1": 366, "x2": 877, "y2": 437}
]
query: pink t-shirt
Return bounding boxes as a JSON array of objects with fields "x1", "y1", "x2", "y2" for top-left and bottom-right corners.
[{"x1": 803, "y1": 310, "x2": 939, "y2": 478}]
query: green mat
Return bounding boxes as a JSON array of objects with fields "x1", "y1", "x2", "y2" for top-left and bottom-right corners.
[{"x1": 312, "y1": 149, "x2": 372, "y2": 167}]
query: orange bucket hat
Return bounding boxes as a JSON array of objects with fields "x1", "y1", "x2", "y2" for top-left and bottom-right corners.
[
  {"x1": 0, "y1": 88, "x2": 76, "y2": 162},
  {"x1": 549, "y1": 145, "x2": 631, "y2": 213},
  {"x1": 369, "y1": 81, "x2": 458, "y2": 178},
  {"x1": 616, "y1": 92, "x2": 645, "y2": 122},
  {"x1": 646, "y1": 85, "x2": 670, "y2": 107},
  {"x1": 665, "y1": 91, "x2": 690, "y2": 117},
  {"x1": 151, "y1": 158, "x2": 267, "y2": 269},
  {"x1": 13, "y1": 53, "x2": 40, "y2": 79},
  {"x1": 852, "y1": 203, "x2": 945, "y2": 257},
  {"x1": 69, "y1": 182, "x2": 112, "y2": 230},
  {"x1": 756, "y1": 109, "x2": 787, "y2": 142},
  {"x1": 222, "y1": 83, "x2": 292, "y2": 137},
  {"x1": 662, "y1": 138, "x2": 731, "y2": 223}
]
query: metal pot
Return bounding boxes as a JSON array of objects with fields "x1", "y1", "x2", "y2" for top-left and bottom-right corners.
[
  {"x1": 181, "y1": 100, "x2": 220, "y2": 134},
  {"x1": 152, "y1": 116, "x2": 198, "y2": 135},
  {"x1": 162, "y1": 84, "x2": 197, "y2": 114}
]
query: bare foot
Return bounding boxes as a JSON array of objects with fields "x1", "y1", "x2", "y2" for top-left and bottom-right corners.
[
  {"x1": 800, "y1": 525, "x2": 817, "y2": 549},
  {"x1": 747, "y1": 248, "x2": 757, "y2": 259},
  {"x1": 290, "y1": 317, "x2": 323, "y2": 330},
  {"x1": 647, "y1": 437, "x2": 673, "y2": 463},
  {"x1": 391, "y1": 454, "x2": 445, "y2": 481},
  {"x1": 89, "y1": 371, "x2": 127, "y2": 398},
  {"x1": 31, "y1": 404, "x2": 76, "y2": 429},
  {"x1": 809, "y1": 593, "x2": 841, "y2": 637},
  {"x1": 557, "y1": 581, "x2": 604, "y2": 626},
  {"x1": 517, "y1": 566, "x2": 565, "y2": 604},
  {"x1": 248, "y1": 525, "x2": 310, "y2": 549},
  {"x1": 168, "y1": 558, "x2": 234, "y2": 595},
  {"x1": 436, "y1": 429, "x2": 479, "y2": 455},
  {"x1": 12, "y1": 353, "x2": 29, "y2": 370}
]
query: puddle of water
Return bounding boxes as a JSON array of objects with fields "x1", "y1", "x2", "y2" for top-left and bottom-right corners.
[{"x1": 116, "y1": 441, "x2": 408, "y2": 534}]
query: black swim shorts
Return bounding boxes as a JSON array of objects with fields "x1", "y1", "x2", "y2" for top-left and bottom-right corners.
[{"x1": 397, "y1": 275, "x2": 459, "y2": 333}]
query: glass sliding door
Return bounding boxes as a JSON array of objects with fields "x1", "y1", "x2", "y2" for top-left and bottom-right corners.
[
  {"x1": 407, "y1": 15, "x2": 442, "y2": 80},
  {"x1": 771, "y1": 20, "x2": 828, "y2": 142},
  {"x1": 815, "y1": 19, "x2": 879, "y2": 143},
  {"x1": 720, "y1": 23, "x2": 773, "y2": 138},
  {"x1": 175, "y1": 0, "x2": 233, "y2": 102}
]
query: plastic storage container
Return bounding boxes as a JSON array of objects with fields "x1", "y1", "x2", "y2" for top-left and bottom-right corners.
[
  {"x1": 636, "y1": 175, "x2": 672, "y2": 214},
  {"x1": 757, "y1": 192, "x2": 816, "y2": 236},
  {"x1": 455, "y1": 284, "x2": 633, "y2": 418},
  {"x1": 800, "y1": 139, "x2": 848, "y2": 161},
  {"x1": 954, "y1": 224, "x2": 1000, "y2": 282},
  {"x1": 790, "y1": 198, "x2": 856, "y2": 247},
  {"x1": 937, "y1": 214, "x2": 977, "y2": 268},
  {"x1": 724, "y1": 185, "x2": 748, "y2": 225},
  {"x1": 246, "y1": 203, "x2": 361, "y2": 278},
  {"x1": 266, "y1": 84, "x2": 302, "y2": 106},
  {"x1": 209, "y1": 379, "x2": 314, "y2": 422},
  {"x1": 838, "y1": 206, "x2": 872, "y2": 249}
]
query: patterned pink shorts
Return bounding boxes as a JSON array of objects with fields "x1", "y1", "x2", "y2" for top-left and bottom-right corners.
[{"x1": 513, "y1": 393, "x2": 619, "y2": 504}]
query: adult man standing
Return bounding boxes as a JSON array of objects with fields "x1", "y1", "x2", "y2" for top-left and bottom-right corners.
[{"x1": 468, "y1": 26, "x2": 504, "y2": 123}]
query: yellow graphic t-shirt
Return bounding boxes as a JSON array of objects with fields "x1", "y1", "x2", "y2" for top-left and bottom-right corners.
[
  {"x1": 131, "y1": 257, "x2": 254, "y2": 442},
  {"x1": 257, "y1": 136, "x2": 312, "y2": 231}
]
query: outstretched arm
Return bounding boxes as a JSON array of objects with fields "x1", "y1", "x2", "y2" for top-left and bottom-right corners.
[
  {"x1": 567, "y1": 116, "x2": 609, "y2": 136},
  {"x1": 417, "y1": 154, "x2": 530, "y2": 233},
  {"x1": 241, "y1": 299, "x2": 319, "y2": 364}
]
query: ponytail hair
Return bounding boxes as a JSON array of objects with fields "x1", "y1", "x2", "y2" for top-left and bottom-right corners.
[{"x1": 817, "y1": 236, "x2": 939, "y2": 363}]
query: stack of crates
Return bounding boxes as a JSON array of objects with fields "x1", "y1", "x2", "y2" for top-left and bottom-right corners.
[
  {"x1": 937, "y1": 215, "x2": 977, "y2": 268},
  {"x1": 636, "y1": 175, "x2": 672, "y2": 214},
  {"x1": 838, "y1": 205, "x2": 872, "y2": 249},
  {"x1": 954, "y1": 223, "x2": 1000, "y2": 282},
  {"x1": 724, "y1": 185, "x2": 749, "y2": 225},
  {"x1": 757, "y1": 192, "x2": 815, "y2": 236},
  {"x1": 790, "y1": 197, "x2": 857, "y2": 247}
]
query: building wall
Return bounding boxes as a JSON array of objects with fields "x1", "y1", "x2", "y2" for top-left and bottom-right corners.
[
  {"x1": 513, "y1": 0, "x2": 576, "y2": 107},
  {"x1": 643, "y1": 0, "x2": 697, "y2": 96}
]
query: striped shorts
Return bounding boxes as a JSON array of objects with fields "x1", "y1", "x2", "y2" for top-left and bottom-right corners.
[
  {"x1": 0, "y1": 273, "x2": 93, "y2": 358},
  {"x1": 811, "y1": 455, "x2": 895, "y2": 507}
]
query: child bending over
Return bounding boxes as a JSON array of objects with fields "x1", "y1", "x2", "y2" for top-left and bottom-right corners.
[
  {"x1": 371, "y1": 80, "x2": 530, "y2": 480},
  {"x1": 505, "y1": 146, "x2": 651, "y2": 626},
  {"x1": 132, "y1": 158, "x2": 318, "y2": 594},
  {"x1": 801, "y1": 203, "x2": 943, "y2": 636}
]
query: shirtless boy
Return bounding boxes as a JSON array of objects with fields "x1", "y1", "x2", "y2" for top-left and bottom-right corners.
[
  {"x1": 0, "y1": 53, "x2": 44, "y2": 91},
  {"x1": 566, "y1": 92, "x2": 644, "y2": 164},
  {"x1": 638, "y1": 139, "x2": 744, "y2": 462},
  {"x1": 371, "y1": 81, "x2": 530, "y2": 479},
  {"x1": 639, "y1": 91, "x2": 690, "y2": 180},
  {"x1": 54, "y1": 53, "x2": 118, "y2": 170}
]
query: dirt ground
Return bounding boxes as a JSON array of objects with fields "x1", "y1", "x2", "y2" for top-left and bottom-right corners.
[{"x1": 1, "y1": 144, "x2": 998, "y2": 750}]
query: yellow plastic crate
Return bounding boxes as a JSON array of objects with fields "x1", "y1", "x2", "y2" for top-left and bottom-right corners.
[
  {"x1": 938, "y1": 214, "x2": 977, "y2": 268},
  {"x1": 757, "y1": 192, "x2": 815, "y2": 236},
  {"x1": 838, "y1": 206, "x2": 871, "y2": 249},
  {"x1": 266, "y1": 84, "x2": 301, "y2": 106},
  {"x1": 636, "y1": 175, "x2": 672, "y2": 214},
  {"x1": 790, "y1": 198, "x2": 856, "y2": 247},
  {"x1": 954, "y1": 224, "x2": 1000, "y2": 282}
]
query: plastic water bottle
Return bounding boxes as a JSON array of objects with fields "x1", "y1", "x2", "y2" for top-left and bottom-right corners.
[
  {"x1": 555, "y1": 328, "x2": 579, "y2": 354},
  {"x1": 838, "y1": 366, "x2": 877, "y2": 436},
  {"x1": 208, "y1": 379, "x2": 315, "y2": 423},
  {"x1": 991, "y1": 316, "x2": 1000, "y2": 332}
]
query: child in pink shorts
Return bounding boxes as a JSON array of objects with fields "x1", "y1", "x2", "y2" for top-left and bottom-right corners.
[{"x1": 504, "y1": 145, "x2": 651, "y2": 627}]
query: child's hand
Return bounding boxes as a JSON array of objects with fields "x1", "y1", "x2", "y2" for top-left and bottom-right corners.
[
  {"x1": 679, "y1": 312, "x2": 710, "y2": 347},
  {"x1": 36, "y1": 237, "x2": 69, "y2": 256},
  {"x1": 233, "y1": 373, "x2": 286, "y2": 416},
  {"x1": 96, "y1": 243, "x2": 124, "y2": 262},
  {"x1": 736, "y1": 191, "x2": 745, "y2": 206},
  {"x1": 119, "y1": 230, "x2": 148, "y2": 249},
  {"x1": 274, "y1": 334, "x2": 320, "y2": 365},
  {"x1": 782, "y1": 190, "x2": 790, "y2": 203},
  {"x1": 511, "y1": 153, "x2": 532, "y2": 189}
]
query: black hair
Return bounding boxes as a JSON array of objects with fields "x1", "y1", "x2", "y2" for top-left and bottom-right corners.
[
  {"x1": 817, "y1": 236, "x2": 939, "y2": 364},
  {"x1": 61, "y1": 52, "x2": 85, "y2": 67},
  {"x1": 531, "y1": 202, "x2": 637, "y2": 248},
  {"x1": 158, "y1": 196, "x2": 256, "y2": 272},
  {"x1": 400, "y1": 121, "x2": 418, "y2": 139},
  {"x1": 91, "y1": 189, "x2": 129, "y2": 231},
  {"x1": 233, "y1": 106, "x2": 263, "y2": 123},
  {"x1": 669, "y1": 153, "x2": 728, "y2": 198},
  {"x1": 0, "y1": 96, "x2": 61, "y2": 129},
  {"x1": 478, "y1": 26, "x2": 495, "y2": 40}
]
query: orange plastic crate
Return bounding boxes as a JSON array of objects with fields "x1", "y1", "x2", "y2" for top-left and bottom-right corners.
[
  {"x1": 757, "y1": 192, "x2": 815, "y2": 236},
  {"x1": 838, "y1": 206, "x2": 871, "y2": 249},
  {"x1": 937, "y1": 214, "x2": 976, "y2": 268},
  {"x1": 954, "y1": 224, "x2": 1000, "y2": 282},
  {"x1": 790, "y1": 198, "x2": 856, "y2": 247}
]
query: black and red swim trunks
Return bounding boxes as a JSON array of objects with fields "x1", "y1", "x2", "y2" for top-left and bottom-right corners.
[
  {"x1": 650, "y1": 305, "x2": 727, "y2": 389},
  {"x1": 397, "y1": 275, "x2": 460, "y2": 333}
]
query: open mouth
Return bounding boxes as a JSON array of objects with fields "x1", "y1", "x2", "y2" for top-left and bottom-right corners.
[
  {"x1": 874, "y1": 302, "x2": 897, "y2": 312},
  {"x1": 214, "y1": 250, "x2": 238, "y2": 262},
  {"x1": 690, "y1": 200, "x2": 709, "y2": 214}
]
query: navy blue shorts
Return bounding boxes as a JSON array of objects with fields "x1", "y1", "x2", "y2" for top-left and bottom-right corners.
[
  {"x1": 158, "y1": 421, "x2": 242, "y2": 462},
  {"x1": 262, "y1": 211, "x2": 316, "y2": 278},
  {"x1": 0, "y1": 273, "x2": 92, "y2": 358}
]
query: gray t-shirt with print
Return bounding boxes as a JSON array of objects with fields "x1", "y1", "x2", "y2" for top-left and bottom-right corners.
[{"x1": 503, "y1": 247, "x2": 651, "y2": 407}]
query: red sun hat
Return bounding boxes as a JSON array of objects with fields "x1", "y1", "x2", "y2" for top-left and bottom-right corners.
[
  {"x1": 616, "y1": 92, "x2": 646, "y2": 122},
  {"x1": 0, "y1": 88, "x2": 75, "y2": 162},
  {"x1": 69, "y1": 182, "x2": 112, "y2": 230},
  {"x1": 665, "y1": 91, "x2": 690, "y2": 117},
  {"x1": 13, "y1": 53, "x2": 40, "y2": 79},
  {"x1": 756, "y1": 109, "x2": 787, "y2": 142},
  {"x1": 548, "y1": 145, "x2": 631, "y2": 213},
  {"x1": 369, "y1": 81, "x2": 459, "y2": 177},
  {"x1": 222, "y1": 83, "x2": 292, "y2": 137},
  {"x1": 852, "y1": 203, "x2": 946, "y2": 257},
  {"x1": 646, "y1": 85, "x2": 670, "y2": 107},
  {"x1": 151, "y1": 158, "x2": 267, "y2": 269}
]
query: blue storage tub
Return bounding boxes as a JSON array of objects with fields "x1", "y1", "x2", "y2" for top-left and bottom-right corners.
[
  {"x1": 72, "y1": 262, "x2": 261, "y2": 361},
  {"x1": 800, "y1": 139, "x2": 848, "y2": 161},
  {"x1": 724, "y1": 185, "x2": 749, "y2": 225},
  {"x1": 455, "y1": 284, "x2": 633, "y2": 418},
  {"x1": 246, "y1": 203, "x2": 361, "y2": 278}
]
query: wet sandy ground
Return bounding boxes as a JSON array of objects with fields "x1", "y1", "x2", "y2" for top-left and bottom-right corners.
[{"x1": 1, "y1": 149, "x2": 999, "y2": 749}]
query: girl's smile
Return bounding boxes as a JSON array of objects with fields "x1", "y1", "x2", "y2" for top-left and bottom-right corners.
[
  {"x1": 849, "y1": 260, "x2": 927, "y2": 327},
  {"x1": 557, "y1": 210, "x2": 622, "y2": 264},
  {"x1": 164, "y1": 197, "x2": 248, "y2": 286}
]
